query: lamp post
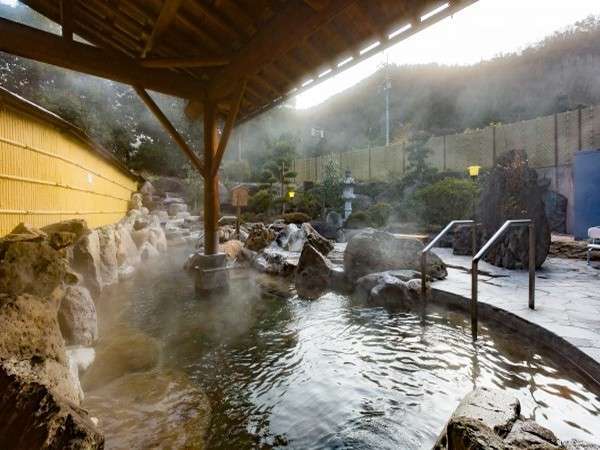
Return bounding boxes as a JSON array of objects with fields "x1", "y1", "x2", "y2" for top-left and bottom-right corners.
[
  {"x1": 283, "y1": 188, "x2": 295, "y2": 214},
  {"x1": 467, "y1": 165, "x2": 481, "y2": 239}
]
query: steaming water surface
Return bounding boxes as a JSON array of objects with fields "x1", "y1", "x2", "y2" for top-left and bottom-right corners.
[{"x1": 89, "y1": 246, "x2": 600, "y2": 449}]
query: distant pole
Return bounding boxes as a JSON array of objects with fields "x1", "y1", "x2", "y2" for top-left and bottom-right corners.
[{"x1": 385, "y1": 83, "x2": 390, "y2": 146}]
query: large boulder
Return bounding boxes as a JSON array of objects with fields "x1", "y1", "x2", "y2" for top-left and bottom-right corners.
[
  {"x1": 434, "y1": 387, "x2": 520, "y2": 449},
  {"x1": 0, "y1": 293, "x2": 80, "y2": 405},
  {"x1": 219, "y1": 240, "x2": 244, "y2": 261},
  {"x1": 73, "y1": 227, "x2": 118, "y2": 297},
  {"x1": 343, "y1": 229, "x2": 447, "y2": 281},
  {"x1": 148, "y1": 226, "x2": 168, "y2": 253},
  {"x1": 58, "y1": 286, "x2": 98, "y2": 347},
  {"x1": 445, "y1": 417, "x2": 506, "y2": 450},
  {"x1": 128, "y1": 192, "x2": 143, "y2": 211},
  {"x1": 295, "y1": 244, "x2": 335, "y2": 299},
  {"x1": 0, "y1": 365, "x2": 104, "y2": 449},
  {"x1": 303, "y1": 222, "x2": 334, "y2": 256},
  {"x1": 168, "y1": 202, "x2": 188, "y2": 217},
  {"x1": 354, "y1": 270, "x2": 423, "y2": 308},
  {"x1": 0, "y1": 241, "x2": 78, "y2": 298},
  {"x1": 0, "y1": 223, "x2": 47, "y2": 255},
  {"x1": 245, "y1": 223, "x2": 276, "y2": 251},
  {"x1": 115, "y1": 224, "x2": 140, "y2": 267},
  {"x1": 41, "y1": 219, "x2": 89, "y2": 250},
  {"x1": 479, "y1": 149, "x2": 551, "y2": 269}
]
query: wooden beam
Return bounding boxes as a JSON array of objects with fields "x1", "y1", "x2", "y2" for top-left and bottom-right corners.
[
  {"x1": 304, "y1": 0, "x2": 330, "y2": 11},
  {"x1": 203, "y1": 101, "x2": 219, "y2": 255},
  {"x1": 60, "y1": 0, "x2": 74, "y2": 41},
  {"x1": 212, "y1": 81, "x2": 246, "y2": 175},
  {"x1": 208, "y1": 0, "x2": 355, "y2": 98},
  {"x1": 0, "y1": 17, "x2": 206, "y2": 100},
  {"x1": 134, "y1": 86, "x2": 206, "y2": 176},
  {"x1": 142, "y1": 0, "x2": 184, "y2": 57},
  {"x1": 140, "y1": 55, "x2": 230, "y2": 68}
]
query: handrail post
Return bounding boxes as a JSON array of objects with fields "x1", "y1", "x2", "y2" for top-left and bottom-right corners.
[
  {"x1": 529, "y1": 222, "x2": 535, "y2": 310},
  {"x1": 471, "y1": 218, "x2": 536, "y2": 340},
  {"x1": 471, "y1": 222, "x2": 477, "y2": 256},
  {"x1": 471, "y1": 259, "x2": 478, "y2": 340}
]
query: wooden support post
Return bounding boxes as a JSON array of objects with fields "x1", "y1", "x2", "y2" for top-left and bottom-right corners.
[{"x1": 203, "y1": 101, "x2": 219, "y2": 255}]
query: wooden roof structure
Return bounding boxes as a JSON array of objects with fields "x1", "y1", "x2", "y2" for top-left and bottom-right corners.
[{"x1": 0, "y1": 0, "x2": 478, "y2": 256}]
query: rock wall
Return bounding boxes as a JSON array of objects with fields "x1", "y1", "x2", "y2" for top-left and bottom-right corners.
[{"x1": 0, "y1": 184, "x2": 175, "y2": 448}]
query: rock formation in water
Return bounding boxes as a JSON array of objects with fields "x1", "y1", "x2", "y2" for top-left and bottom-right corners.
[
  {"x1": 295, "y1": 243, "x2": 337, "y2": 299},
  {"x1": 478, "y1": 149, "x2": 551, "y2": 269},
  {"x1": 343, "y1": 228, "x2": 447, "y2": 280},
  {"x1": 434, "y1": 386, "x2": 597, "y2": 450}
]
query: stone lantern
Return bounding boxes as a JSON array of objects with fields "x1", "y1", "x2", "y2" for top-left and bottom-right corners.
[{"x1": 342, "y1": 169, "x2": 355, "y2": 220}]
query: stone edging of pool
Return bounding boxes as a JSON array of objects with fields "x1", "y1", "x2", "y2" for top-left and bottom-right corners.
[{"x1": 429, "y1": 287, "x2": 600, "y2": 387}]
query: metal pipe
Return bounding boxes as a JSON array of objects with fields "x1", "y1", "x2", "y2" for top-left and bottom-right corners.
[
  {"x1": 529, "y1": 222, "x2": 536, "y2": 310},
  {"x1": 471, "y1": 219, "x2": 535, "y2": 340},
  {"x1": 421, "y1": 220, "x2": 475, "y2": 305},
  {"x1": 471, "y1": 260, "x2": 478, "y2": 340}
]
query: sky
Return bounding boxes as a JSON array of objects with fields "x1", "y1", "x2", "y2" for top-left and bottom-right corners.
[{"x1": 294, "y1": 0, "x2": 600, "y2": 109}]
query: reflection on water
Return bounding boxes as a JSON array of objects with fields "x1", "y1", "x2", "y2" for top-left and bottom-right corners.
[{"x1": 88, "y1": 247, "x2": 600, "y2": 449}]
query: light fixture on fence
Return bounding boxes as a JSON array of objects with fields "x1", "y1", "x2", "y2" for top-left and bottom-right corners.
[{"x1": 468, "y1": 165, "x2": 481, "y2": 180}]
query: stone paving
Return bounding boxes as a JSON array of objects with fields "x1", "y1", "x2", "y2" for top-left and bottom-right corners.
[{"x1": 431, "y1": 248, "x2": 600, "y2": 366}]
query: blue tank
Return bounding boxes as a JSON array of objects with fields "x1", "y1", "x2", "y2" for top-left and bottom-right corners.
[{"x1": 574, "y1": 149, "x2": 600, "y2": 239}]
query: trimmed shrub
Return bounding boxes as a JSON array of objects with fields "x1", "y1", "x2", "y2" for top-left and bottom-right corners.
[
  {"x1": 247, "y1": 189, "x2": 272, "y2": 214},
  {"x1": 367, "y1": 202, "x2": 392, "y2": 228},
  {"x1": 280, "y1": 212, "x2": 311, "y2": 224},
  {"x1": 345, "y1": 211, "x2": 372, "y2": 229},
  {"x1": 414, "y1": 178, "x2": 479, "y2": 227}
]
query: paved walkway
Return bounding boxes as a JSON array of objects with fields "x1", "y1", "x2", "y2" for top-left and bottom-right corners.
[{"x1": 431, "y1": 248, "x2": 600, "y2": 366}]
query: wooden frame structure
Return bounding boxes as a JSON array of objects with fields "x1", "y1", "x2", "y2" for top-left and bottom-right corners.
[{"x1": 0, "y1": 0, "x2": 477, "y2": 254}]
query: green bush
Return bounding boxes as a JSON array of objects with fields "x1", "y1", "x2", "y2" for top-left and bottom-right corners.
[
  {"x1": 248, "y1": 189, "x2": 272, "y2": 214},
  {"x1": 289, "y1": 191, "x2": 321, "y2": 219},
  {"x1": 280, "y1": 212, "x2": 311, "y2": 224},
  {"x1": 414, "y1": 178, "x2": 479, "y2": 227},
  {"x1": 367, "y1": 202, "x2": 393, "y2": 228},
  {"x1": 345, "y1": 211, "x2": 372, "y2": 229}
]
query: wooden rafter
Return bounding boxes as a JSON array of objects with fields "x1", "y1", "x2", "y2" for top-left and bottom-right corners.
[
  {"x1": 209, "y1": 0, "x2": 356, "y2": 98},
  {"x1": 212, "y1": 81, "x2": 247, "y2": 175},
  {"x1": 134, "y1": 86, "x2": 206, "y2": 176},
  {"x1": 60, "y1": 0, "x2": 73, "y2": 41},
  {"x1": 140, "y1": 55, "x2": 230, "y2": 68},
  {"x1": 142, "y1": 0, "x2": 184, "y2": 57},
  {"x1": 0, "y1": 17, "x2": 206, "y2": 100}
]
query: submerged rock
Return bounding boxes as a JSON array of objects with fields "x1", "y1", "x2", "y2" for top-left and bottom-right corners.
[
  {"x1": 343, "y1": 228, "x2": 447, "y2": 281},
  {"x1": 0, "y1": 365, "x2": 104, "y2": 449},
  {"x1": 505, "y1": 419, "x2": 561, "y2": 449},
  {"x1": 81, "y1": 327, "x2": 160, "y2": 390},
  {"x1": 84, "y1": 371, "x2": 210, "y2": 449},
  {"x1": 58, "y1": 285, "x2": 98, "y2": 347}
]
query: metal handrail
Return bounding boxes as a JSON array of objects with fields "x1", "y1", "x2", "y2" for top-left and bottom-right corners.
[
  {"x1": 471, "y1": 219, "x2": 535, "y2": 340},
  {"x1": 421, "y1": 220, "x2": 477, "y2": 301}
]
